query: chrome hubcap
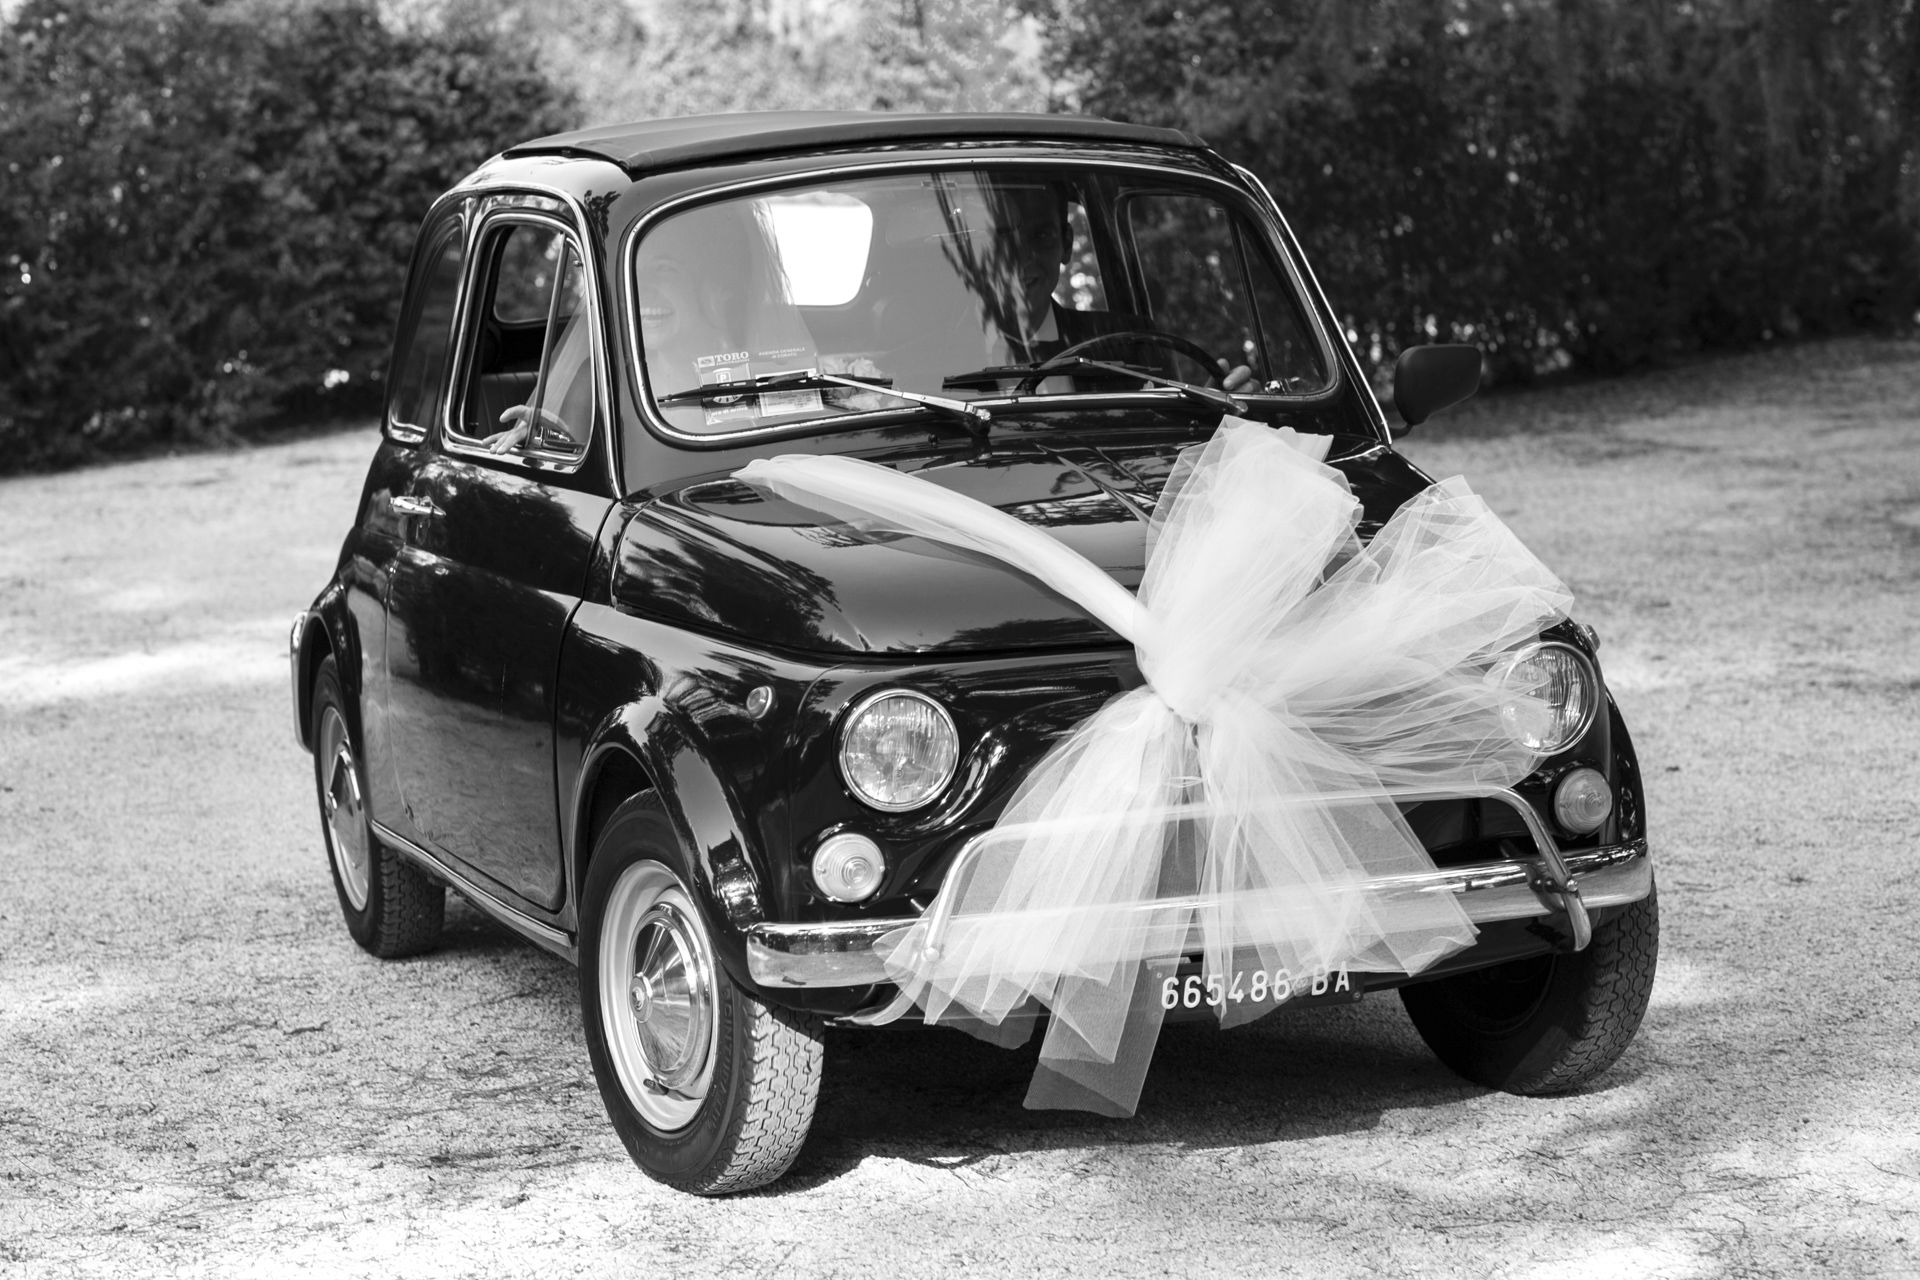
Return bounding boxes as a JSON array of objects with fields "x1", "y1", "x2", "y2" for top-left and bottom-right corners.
[
  {"x1": 318, "y1": 706, "x2": 371, "y2": 911},
  {"x1": 599, "y1": 864, "x2": 717, "y2": 1130},
  {"x1": 627, "y1": 903, "x2": 711, "y2": 1088}
]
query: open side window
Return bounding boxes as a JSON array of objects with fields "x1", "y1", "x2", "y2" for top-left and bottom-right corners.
[{"x1": 453, "y1": 217, "x2": 595, "y2": 462}]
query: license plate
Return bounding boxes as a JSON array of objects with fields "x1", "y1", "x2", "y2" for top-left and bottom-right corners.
[{"x1": 1158, "y1": 963, "x2": 1360, "y2": 1014}]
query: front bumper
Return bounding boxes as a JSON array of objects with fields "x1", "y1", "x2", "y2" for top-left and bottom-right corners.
[{"x1": 745, "y1": 785, "x2": 1652, "y2": 990}]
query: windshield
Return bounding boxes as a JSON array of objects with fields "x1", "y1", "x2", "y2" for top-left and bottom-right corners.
[{"x1": 631, "y1": 165, "x2": 1334, "y2": 437}]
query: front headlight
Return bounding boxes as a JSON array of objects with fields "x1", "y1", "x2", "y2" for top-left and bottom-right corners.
[
  {"x1": 838, "y1": 689, "x2": 960, "y2": 811},
  {"x1": 1493, "y1": 641, "x2": 1599, "y2": 755}
]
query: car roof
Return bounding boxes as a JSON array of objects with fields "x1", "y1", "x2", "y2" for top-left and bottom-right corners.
[{"x1": 502, "y1": 111, "x2": 1209, "y2": 176}]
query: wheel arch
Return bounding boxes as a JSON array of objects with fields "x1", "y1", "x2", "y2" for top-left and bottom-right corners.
[
  {"x1": 294, "y1": 591, "x2": 361, "y2": 752},
  {"x1": 569, "y1": 701, "x2": 773, "y2": 985},
  {"x1": 573, "y1": 736, "x2": 660, "y2": 901}
]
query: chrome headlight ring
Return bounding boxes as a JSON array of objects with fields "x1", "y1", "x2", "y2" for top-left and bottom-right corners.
[
  {"x1": 1491, "y1": 640, "x2": 1601, "y2": 756},
  {"x1": 837, "y1": 688, "x2": 961, "y2": 812}
]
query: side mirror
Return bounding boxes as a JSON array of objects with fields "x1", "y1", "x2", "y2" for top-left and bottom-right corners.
[{"x1": 1391, "y1": 344, "x2": 1483, "y2": 430}]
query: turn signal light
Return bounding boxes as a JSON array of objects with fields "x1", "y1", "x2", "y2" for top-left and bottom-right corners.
[
  {"x1": 811, "y1": 832, "x2": 886, "y2": 903},
  {"x1": 1552, "y1": 766, "x2": 1614, "y2": 835}
]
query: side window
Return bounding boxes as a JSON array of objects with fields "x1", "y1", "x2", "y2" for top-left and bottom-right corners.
[
  {"x1": 1242, "y1": 238, "x2": 1330, "y2": 393},
  {"x1": 387, "y1": 223, "x2": 464, "y2": 438},
  {"x1": 1125, "y1": 192, "x2": 1329, "y2": 392},
  {"x1": 524, "y1": 250, "x2": 592, "y2": 456},
  {"x1": 1127, "y1": 193, "x2": 1261, "y2": 370},
  {"x1": 493, "y1": 227, "x2": 561, "y2": 324},
  {"x1": 458, "y1": 220, "x2": 593, "y2": 460}
]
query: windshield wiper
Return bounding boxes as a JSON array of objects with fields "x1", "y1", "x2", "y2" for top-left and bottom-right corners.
[
  {"x1": 944, "y1": 357, "x2": 1246, "y2": 415},
  {"x1": 658, "y1": 368, "x2": 991, "y2": 431}
]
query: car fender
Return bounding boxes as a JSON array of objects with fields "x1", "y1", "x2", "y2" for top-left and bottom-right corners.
[
  {"x1": 570, "y1": 698, "x2": 771, "y2": 989},
  {"x1": 291, "y1": 584, "x2": 361, "y2": 752},
  {"x1": 1604, "y1": 693, "x2": 1646, "y2": 849}
]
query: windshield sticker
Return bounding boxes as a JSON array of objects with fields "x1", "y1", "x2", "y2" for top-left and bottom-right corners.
[
  {"x1": 687, "y1": 349, "x2": 825, "y2": 422},
  {"x1": 696, "y1": 352, "x2": 755, "y2": 426}
]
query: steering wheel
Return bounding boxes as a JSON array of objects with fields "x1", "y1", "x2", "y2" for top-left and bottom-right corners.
[{"x1": 1016, "y1": 329, "x2": 1228, "y2": 394}]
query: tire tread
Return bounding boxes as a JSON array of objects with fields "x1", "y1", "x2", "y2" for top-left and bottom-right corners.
[
  {"x1": 310, "y1": 654, "x2": 444, "y2": 960},
  {"x1": 1401, "y1": 883, "x2": 1659, "y2": 1095},
  {"x1": 362, "y1": 836, "x2": 445, "y2": 959},
  {"x1": 581, "y1": 795, "x2": 825, "y2": 1196},
  {"x1": 1518, "y1": 890, "x2": 1658, "y2": 1094},
  {"x1": 696, "y1": 1003, "x2": 824, "y2": 1194}
]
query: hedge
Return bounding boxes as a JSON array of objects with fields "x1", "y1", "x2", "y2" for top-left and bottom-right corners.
[{"x1": 0, "y1": 0, "x2": 576, "y2": 473}]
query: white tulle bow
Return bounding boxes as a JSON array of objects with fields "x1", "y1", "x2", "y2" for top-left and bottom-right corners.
[{"x1": 735, "y1": 420, "x2": 1573, "y2": 1115}]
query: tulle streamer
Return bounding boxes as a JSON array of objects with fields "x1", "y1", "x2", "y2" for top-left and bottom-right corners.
[{"x1": 735, "y1": 420, "x2": 1573, "y2": 1114}]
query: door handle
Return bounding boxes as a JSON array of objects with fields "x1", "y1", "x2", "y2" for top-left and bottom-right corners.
[{"x1": 392, "y1": 494, "x2": 440, "y2": 518}]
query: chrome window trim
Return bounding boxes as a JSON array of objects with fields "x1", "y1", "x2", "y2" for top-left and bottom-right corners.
[
  {"x1": 439, "y1": 207, "x2": 601, "y2": 476},
  {"x1": 1231, "y1": 162, "x2": 1394, "y2": 443},
  {"x1": 384, "y1": 209, "x2": 468, "y2": 446},
  {"x1": 421, "y1": 178, "x2": 624, "y2": 491},
  {"x1": 619, "y1": 154, "x2": 1347, "y2": 450}
]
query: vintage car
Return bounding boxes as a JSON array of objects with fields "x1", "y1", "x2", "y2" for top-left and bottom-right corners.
[{"x1": 290, "y1": 111, "x2": 1656, "y2": 1195}]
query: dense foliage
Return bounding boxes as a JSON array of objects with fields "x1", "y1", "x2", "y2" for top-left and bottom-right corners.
[
  {"x1": 1041, "y1": 0, "x2": 1920, "y2": 381},
  {"x1": 7, "y1": 0, "x2": 1916, "y2": 472},
  {"x1": 0, "y1": 0, "x2": 574, "y2": 472},
  {"x1": 472, "y1": 0, "x2": 1048, "y2": 124}
]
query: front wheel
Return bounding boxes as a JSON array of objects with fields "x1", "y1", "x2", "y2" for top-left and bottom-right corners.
[
  {"x1": 579, "y1": 796, "x2": 823, "y2": 1195},
  {"x1": 1400, "y1": 881, "x2": 1659, "y2": 1094}
]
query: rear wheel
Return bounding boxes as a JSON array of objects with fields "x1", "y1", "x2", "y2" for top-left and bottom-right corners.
[
  {"x1": 310, "y1": 655, "x2": 443, "y2": 958},
  {"x1": 579, "y1": 795, "x2": 823, "y2": 1195},
  {"x1": 1400, "y1": 881, "x2": 1658, "y2": 1094}
]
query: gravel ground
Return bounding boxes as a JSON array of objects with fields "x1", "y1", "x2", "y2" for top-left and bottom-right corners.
[{"x1": 2, "y1": 337, "x2": 1918, "y2": 1279}]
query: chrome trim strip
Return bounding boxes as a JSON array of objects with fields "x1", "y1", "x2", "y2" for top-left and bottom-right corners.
[
  {"x1": 744, "y1": 833, "x2": 1649, "y2": 989},
  {"x1": 288, "y1": 611, "x2": 311, "y2": 748},
  {"x1": 371, "y1": 819, "x2": 576, "y2": 961},
  {"x1": 438, "y1": 207, "x2": 601, "y2": 479},
  {"x1": 408, "y1": 174, "x2": 626, "y2": 490},
  {"x1": 913, "y1": 785, "x2": 1589, "y2": 956},
  {"x1": 381, "y1": 210, "x2": 453, "y2": 447},
  {"x1": 619, "y1": 155, "x2": 1346, "y2": 448}
]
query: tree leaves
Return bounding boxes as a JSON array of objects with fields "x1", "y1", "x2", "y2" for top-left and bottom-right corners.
[
  {"x1": 0, "y1": 0, "x2": 575, "y2": 472},
  {"x1": 1043, "y1": 0, "x2": 1920, "y2": 382}
]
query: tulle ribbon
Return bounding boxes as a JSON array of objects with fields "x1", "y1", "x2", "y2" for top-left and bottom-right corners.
[{"x1": 736, "y1": 420, "x2": 1573, "y2": 1115}]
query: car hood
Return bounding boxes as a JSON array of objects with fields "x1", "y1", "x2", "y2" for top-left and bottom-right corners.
[{"x1": 612, "y1": 434, "x2": 1424, "y2": 656}]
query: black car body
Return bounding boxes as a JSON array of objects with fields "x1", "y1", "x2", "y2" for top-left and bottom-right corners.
[{"x1": 291, "y1": 112, "x2": 1656, "y2": 1194}]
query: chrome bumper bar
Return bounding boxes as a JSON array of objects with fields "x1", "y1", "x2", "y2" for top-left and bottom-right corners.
[
  {"x1": 747, "y1": 838, "x2": 1649, "y2": 989},
  {"x1": 746, "y1": 787, "x2": 1650, "y2": 990}
]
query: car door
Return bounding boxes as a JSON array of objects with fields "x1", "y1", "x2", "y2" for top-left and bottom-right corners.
[
  {"x1": 351, "y1": 205, "x2": 467, "y2": 839},
  {"x1": 384, "y1": 205, "x2": 616, "y2": 910}
]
